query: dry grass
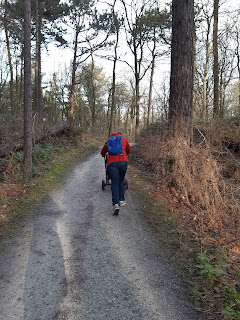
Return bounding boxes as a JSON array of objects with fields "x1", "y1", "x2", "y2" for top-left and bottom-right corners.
[
  {"x1": 132, "y1": 124, "x2": 240, "y2": 318},
  {"x1": 134, "y1": 132, "x2": 240, "y2": 261}
]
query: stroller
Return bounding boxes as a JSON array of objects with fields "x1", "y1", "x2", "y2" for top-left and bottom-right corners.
[{"x1": 102, "y1": 155, "x2": 128, "y2": 190}]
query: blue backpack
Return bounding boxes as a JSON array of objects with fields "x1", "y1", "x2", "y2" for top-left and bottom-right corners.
[{"x1": 107, "y1": 135, "x2": 123, "y2": 155}]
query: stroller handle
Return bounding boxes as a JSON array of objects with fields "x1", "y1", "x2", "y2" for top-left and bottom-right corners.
[{"x1": 104, "y1": 154, "x2": 108, "y2": 168}]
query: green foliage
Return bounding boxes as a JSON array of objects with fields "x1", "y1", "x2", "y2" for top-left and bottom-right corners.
[
  {"x1": 195, "y1": 252, "x2": 227, "y2": 282},
  {"x1": 32, "y1": 143, "x2": 53, "y2": 162},
  {"x1": 14, "y1": 151, "x2": 24, "y2": 163},
  {"x1": 32, "y1": 143, "x2": 53, "y2": 176},
  {"x1": 195, "y1": 252, "x2": 240, "y2": 319},
  {"x1": 140, "y1": 7, "x2": 171, "y2": 42},
  {"x1": 225, "y1": 305, "x2": 240, "y2": 320},
  {"x1": 223, "y1": 284, "x2": 240, "y2": 320},
  {"x1": 1, "y1": 143, "x2": 54, "y2": 182}
]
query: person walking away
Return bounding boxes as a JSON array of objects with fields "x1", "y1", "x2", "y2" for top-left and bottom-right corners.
[{"x1": 101, "y1": 132, "x2": 131, "y2": 215}]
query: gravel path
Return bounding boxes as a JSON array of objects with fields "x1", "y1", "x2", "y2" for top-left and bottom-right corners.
[{"x1": 0, "y1": 150, "x2": 205, "y2": 320}]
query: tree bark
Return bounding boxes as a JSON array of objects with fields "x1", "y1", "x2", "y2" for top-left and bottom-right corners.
[
  {"x1": 147, "y1": 60, "x2": 154, "y2": 126},
  {"x1": 121, "y1": 0, "x2": 147, "y2": 139},
  {"x1": 203, "y1": 17, "x2": 211, "y2": 119},
  {"x1": 23, "y1": 0, "x2": 33, "y2": 182},
  {"x1": 147, "y1": 29, "x2": 156, "y2": 126},
  {"x1": 236, "y1": 27, "x2": 240, "y2": 113},
  {"x1": 135, "y1": 74, "x2": 140, "y2": 137},
  {"x1": 169, "y1": 0, "x2": 194, "y2": 144},
  {"x1": 4, "y1": 0, "x2": 14, "y2": 110},
  {"x1": 90, "y1": 52, "x2": 96, "y2": 130},
  {"x1": 213, "y1": 0, "x2": 219, "y2": 118},
  {"x1": 69, "y1": 24, "x2": 79, "y2": 133},
  {"x1": 134, "y1": 41, "x2": 140, "y2": 137},
  {"x1": 34, "y1": 0, "x2": 42, "y2": 124},
  {"x1": 109, "y1": 0, "x2": 119, "y2": 135}
]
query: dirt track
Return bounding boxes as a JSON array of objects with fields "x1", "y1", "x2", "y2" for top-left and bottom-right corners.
[{"x1": 0, "y1": 150, "x2": 206, "y2": 320}]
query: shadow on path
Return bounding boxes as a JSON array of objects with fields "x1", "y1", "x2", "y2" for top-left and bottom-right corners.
[{"x1": 23, "y1": 196, "x2": 67, "y2": 320}]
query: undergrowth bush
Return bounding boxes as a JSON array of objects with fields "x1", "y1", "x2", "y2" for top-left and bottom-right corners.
[
  {"x1": 1, "y1": 142, "x2": 54, "y2": 182},
  {"x1": 32, "y1": 143, "x2": 53, "y2": 176},
  {"x1": 134, "y1": 133, "x2": 240, "y2": 247},
  {"x1": 132, "y1": 125, "x2": 240, "y2": 319}
]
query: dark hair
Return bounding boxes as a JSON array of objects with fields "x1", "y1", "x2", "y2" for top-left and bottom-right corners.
[{"x1": 117, "y1": 132, "x2": 122, "y2": 135}]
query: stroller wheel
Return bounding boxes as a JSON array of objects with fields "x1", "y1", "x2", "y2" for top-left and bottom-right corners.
[
  {"x1": 125, "y1": 179, "x2": 128, "y2": 190},
  {"x1": 102, "y1": 180, "x2": 106, "y2": 190}
]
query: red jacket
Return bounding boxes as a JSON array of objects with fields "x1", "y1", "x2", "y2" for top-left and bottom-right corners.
[{"x1": 101, "y1": 132, "x2": 131, "y2": 166}]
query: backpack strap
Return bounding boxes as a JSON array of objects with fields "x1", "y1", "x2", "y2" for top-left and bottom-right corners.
[{"x1": 118, "y1": 148, "x2": 125, "y2": 161}]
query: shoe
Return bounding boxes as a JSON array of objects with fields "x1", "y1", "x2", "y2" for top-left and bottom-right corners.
[
  {"x1": 113, "y1": 204, "x2": 119, "y2": 215},
  {"x1": 120, "y1": 200, "x2": 126, "y2": 207}
]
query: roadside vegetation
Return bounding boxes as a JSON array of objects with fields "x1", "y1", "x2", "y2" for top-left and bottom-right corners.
[
  {"x1": 130, "y1": 120, "x2": 240, "y2": 320},
  {"x1": 0, "y1": 134, "x2": 103, "y2": 237}
]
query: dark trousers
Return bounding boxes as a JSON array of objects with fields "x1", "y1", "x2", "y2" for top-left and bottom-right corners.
[{"x1": 107, "y1": 161, "x2": 128, "y2": 205}]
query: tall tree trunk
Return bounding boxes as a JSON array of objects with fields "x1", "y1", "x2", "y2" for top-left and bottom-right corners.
[
  {"x1": 23, "y1": 0, "x2": 33, "y2": 182},
  {"x1": 219, "y1": 55, "x2": 225, "y2": 119},
  {"x1": 4, "y1": 0, "x2": 14, "y2": 110},
  {"x1": 107, "y1": 87, "x2": 111, "y2": 129},
  {"x1": 134, "y1": 42, "x2": 140, "y2": 137},
  {"x1": 169, "y1": 0, "x2": 194, "y2": 144},
  {"x1": 213, "y1": 0, "x2": 219, "y2": 118},
  {"x1": 203, "y1": 22, "x2": 211, "y2": 119},
  {"x1": 69, "y1": 25, "x2": 79, "y2": 133},
  {"x1": 130, "y1": 99, "x2": 135, "y2": 139},
  {"x1": 109, "y1": 73, "x2": 115, "y2": 134},
  {"x1": 20, "y1": 57, "x2": 24, "y2": 111},
  {"x1": 147, "y1": 48, "x2": 156, "y2": 126},
  {"x1": 109, "y1": 0, "x2": 119, "y2": 135},
  {"x1": 236, "y1": 28, "x2": 240, "y2": 113},
  {"x1": 79, "y1": 97, "x2": 84, "y2": 129},
  {"x1": 135, "y1": 74, "x2": 140, "y2": 137},
  {"x1": 34, "y1": 0, "x2": 42, "y2": 124},
  {"x1": 90, "y1": 52, "x2": 96, "y2": 130},
  {"x1": 193, "y1": 17, "x2": 197, "y2": 76},
  {"x1": 121, "y1": 0, "x2": 146, "y2": 138}
]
